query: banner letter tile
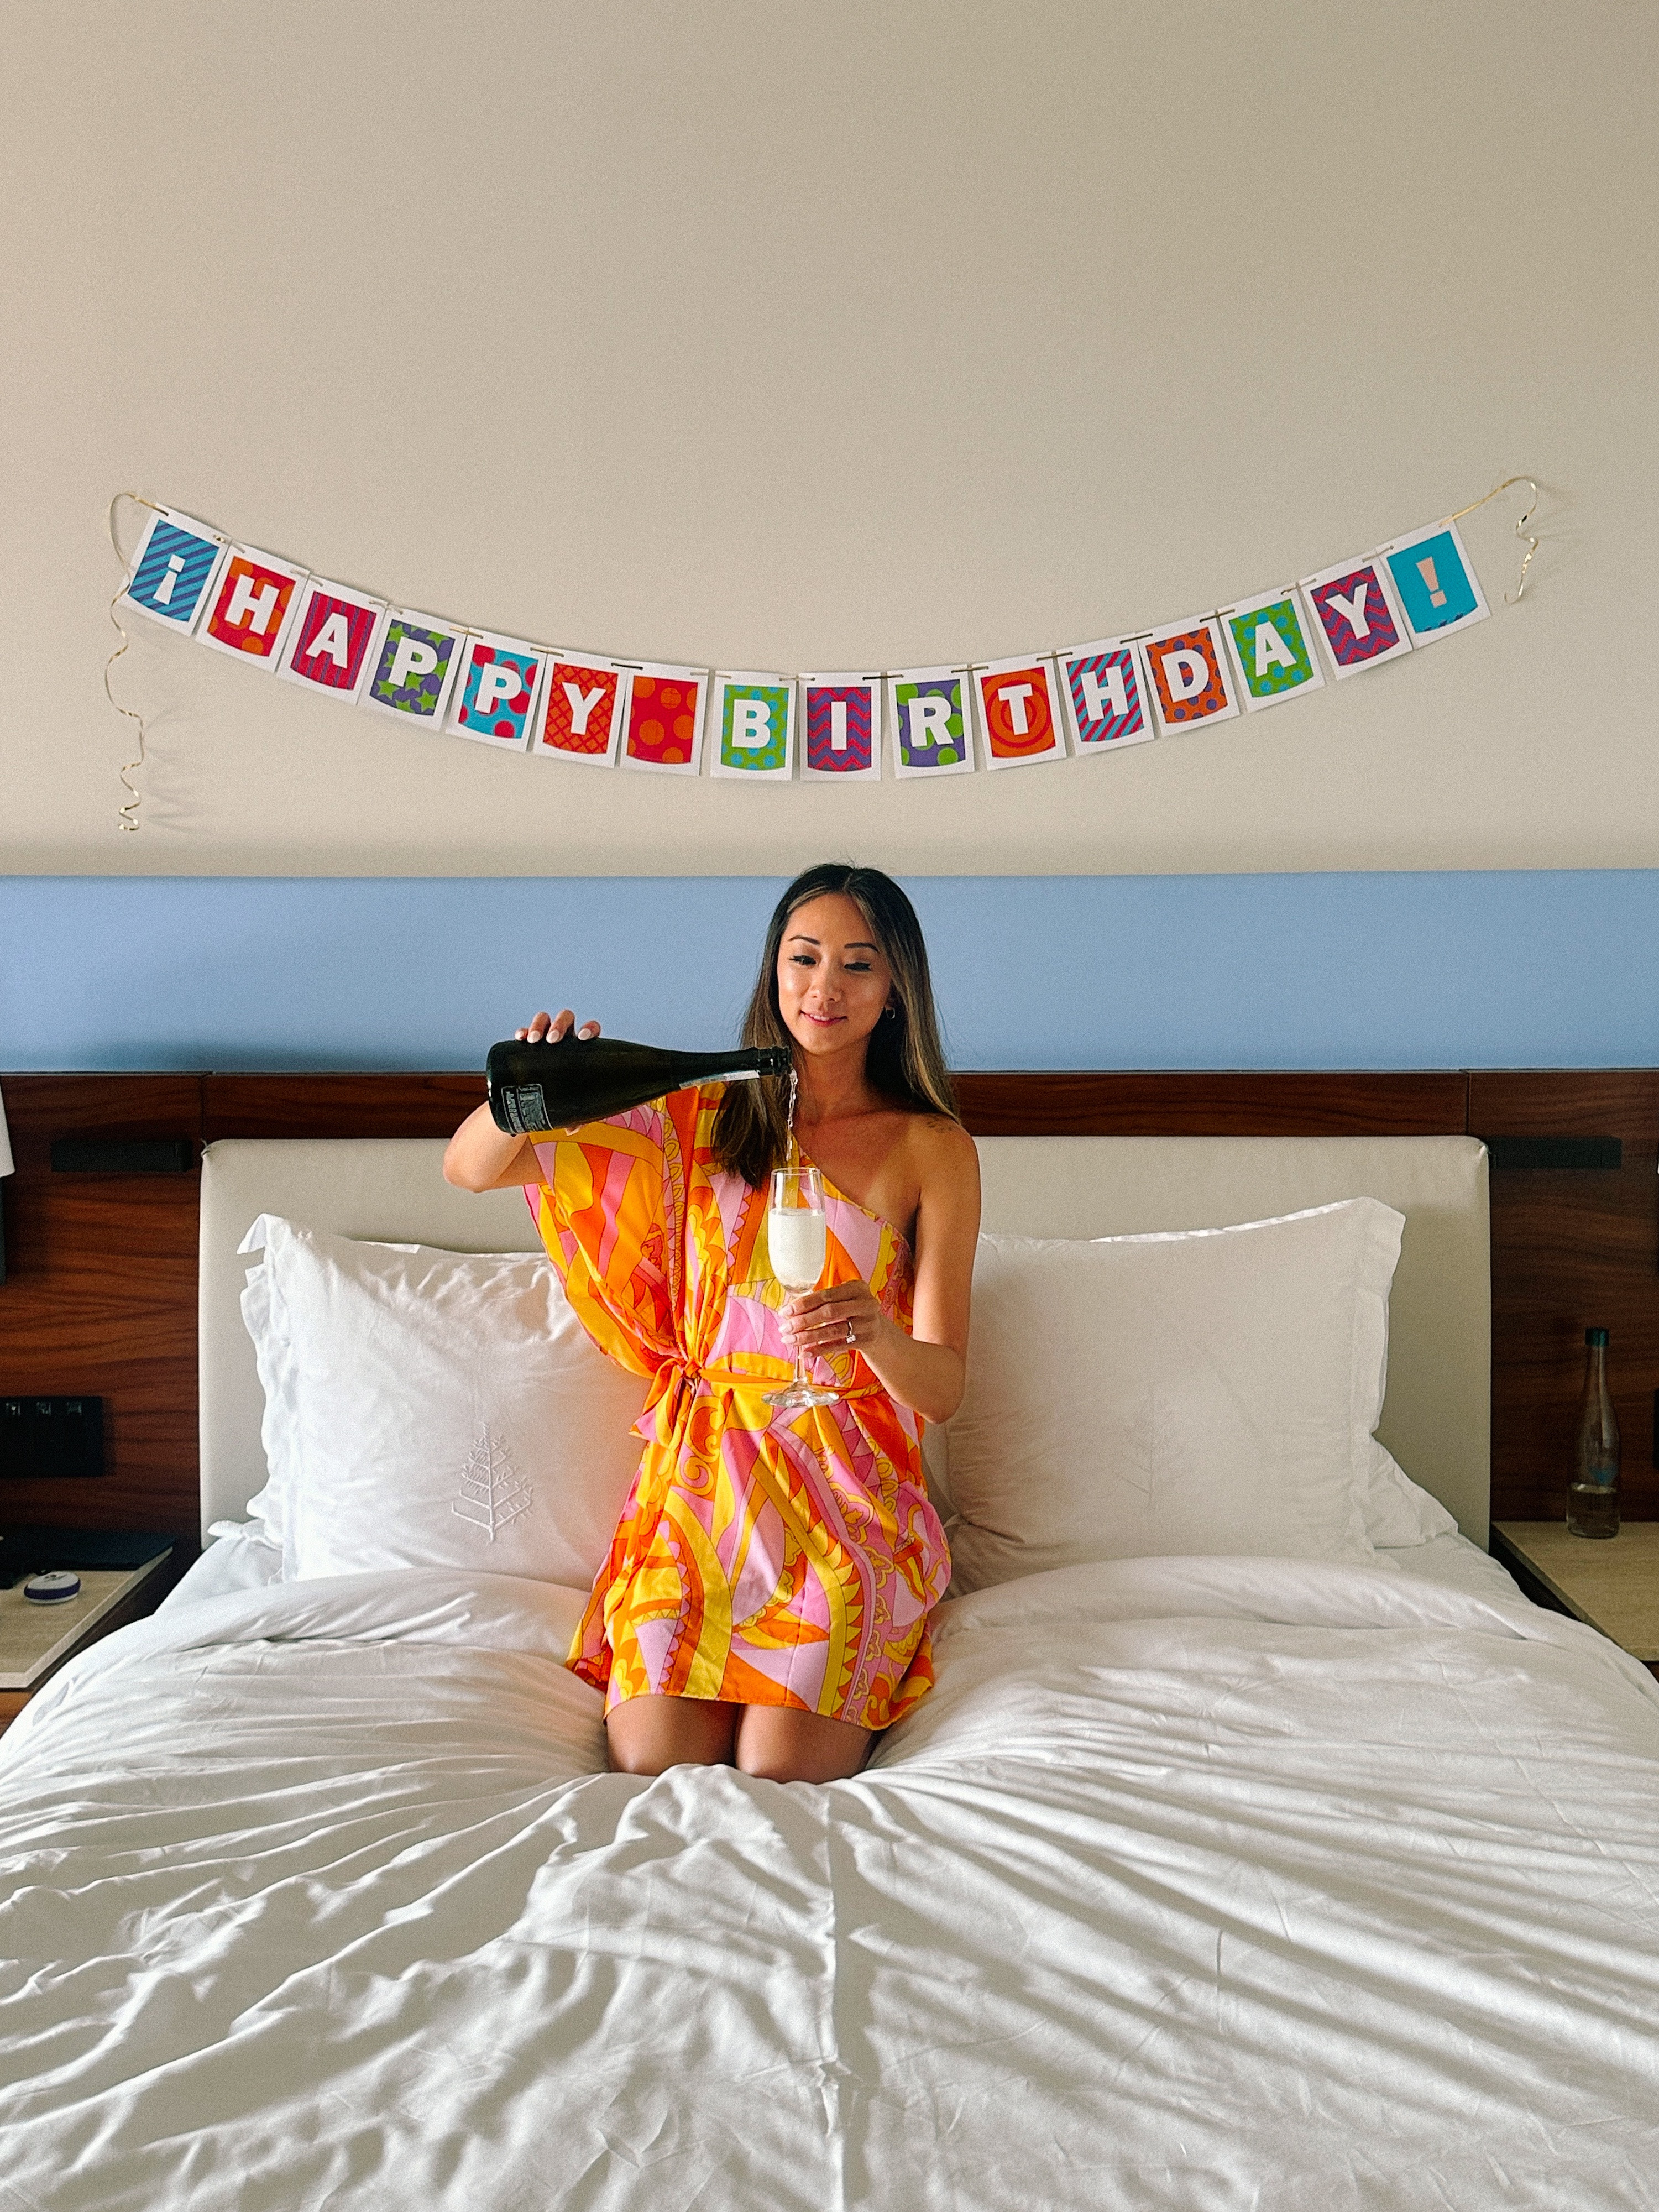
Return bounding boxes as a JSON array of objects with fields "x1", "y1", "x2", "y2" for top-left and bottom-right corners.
[
  {"x1": 532, "y1": 653, "x2": 631, "y2": 767},
  {"x1": 887, "y1": 666, "x2": 975, "y2": 778},
  {"x1": 1143, "y1": 616, "x2": 1239, "y2": 730},
  {"x1": 1301, "y1": 553, "x2": 1412, "y2": 678},
  {"x1": 799, "y1": 674, "x2": 883, "y2": 782},
  {"x1": 444, "y1": 630, "x2": 548, "y2": 751},
  {"x1": 974, "y1": 654, "x2": 1066, "y2": 770},
  {"x1": 620, "y1": 662, "x2": 707, "y2": 775},
  {"x1": 711, "y1": 671, "x2": 795, "y2": 779},
  {"x1": 1379, "y1": 519, "x2": 1489, "y2": 646},
  {"x1": 198, "y1": 546, "x2": 308, "y2": 666},
  {"x1": 1055, "y1": 635, "x2": 1156, "y2": 756},
  {"x1": 276, "y1": 577, "x2": 384, "y2": 703},
  {"x1": 360, "y1": 610, "x2": 468, "y2": 726},
  {"x1": 1221, "y1": 588, "x2": 1326, "y2": 712},
  {"x1": 118, "y1": 508, "x2": 228, "y2": 636}
]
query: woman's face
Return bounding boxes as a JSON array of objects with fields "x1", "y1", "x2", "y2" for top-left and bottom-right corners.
[{"x1": 774, "y1": 893, "x2": 895, "y2": 1063}]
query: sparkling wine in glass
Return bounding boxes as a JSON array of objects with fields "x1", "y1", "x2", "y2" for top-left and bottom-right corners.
[{"x1": 765, "y1": 1165, "x2": 839, "y2": 1409}]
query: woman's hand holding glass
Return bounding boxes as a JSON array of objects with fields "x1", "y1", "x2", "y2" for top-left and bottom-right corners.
[{"x1": 779, "y1": 1278, "x2": 887, "y2": 1360}]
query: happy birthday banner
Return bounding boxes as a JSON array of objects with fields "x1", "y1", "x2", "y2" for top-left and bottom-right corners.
[{"x1": 105, "y1": 479, "x2": 1538, "y2": 828}]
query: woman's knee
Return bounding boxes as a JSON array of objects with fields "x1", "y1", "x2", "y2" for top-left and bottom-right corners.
[
  {"x1": 605, "y1": 1695, "x2": 737, "y2": 1775},
  {"x1": 734, "y1": 1710, "x2": 871, "y2": 1784},
  {"x1": 732, "y1": 1744, "x2": 861, "y2": 1784},
  {"x1": 607, "y1": 1741, "x2": 676, "y2": 1777},
  {"x1": 608, "y1": 1737, "x2": 726, "y2": 1776},
  {"x1": 731, "y1": 1745, "x2": 799, "y2": 1782}
]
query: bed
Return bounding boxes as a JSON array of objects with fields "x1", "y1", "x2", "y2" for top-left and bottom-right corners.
[{"x1": 2, "y1": 1129, "x2": 1657, "y2": 2210}]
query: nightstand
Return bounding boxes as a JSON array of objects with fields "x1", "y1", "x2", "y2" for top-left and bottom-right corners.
[
  {"x1": 0, "y1": 1551, "x2": 175, "y2": 1734},
  {"x1": 1492, "y1": 1522, "x2": 1659, "y2": 1682}
]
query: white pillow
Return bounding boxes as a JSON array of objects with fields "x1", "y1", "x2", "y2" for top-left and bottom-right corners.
[
  {"x1": 925, "y1": 1397, "x2": 1454, "y2": 1551},
  {"x1": 238, "y1": 1216, "x2": 648, "y2": 1587},
  {"x1": 1360, "y1": 1440, "x2": 1458, "y2": 1547},
  {"x1": 939, "y1": 1200, "x2": 1406, "y2": 1591}
]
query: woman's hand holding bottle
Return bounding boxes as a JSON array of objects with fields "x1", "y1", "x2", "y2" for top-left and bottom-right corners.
[
  {"x1": 514, "y1": 1010, "x2": 601, "y2": 1044},
  {"x1": 443, "y1": 1006, "x2": 602, "y2": 1190}
]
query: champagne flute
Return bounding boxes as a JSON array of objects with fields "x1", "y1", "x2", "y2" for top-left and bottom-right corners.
[{"x1": 765, "y1": 1165, "x2": 840, "y2": 1409}]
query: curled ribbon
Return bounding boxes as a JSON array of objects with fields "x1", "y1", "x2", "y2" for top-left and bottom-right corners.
[
  {"x1": 105, "y1": 491, "x2": 165, "y2": 833},
  {"x1": 1448, "y1": 474, "x2": 1542, "y2": 604}
]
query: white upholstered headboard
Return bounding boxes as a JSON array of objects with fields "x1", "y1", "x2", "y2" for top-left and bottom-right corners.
[{"x1": 198, "y1": 1133, "x2": 1490, "y2": 1546}]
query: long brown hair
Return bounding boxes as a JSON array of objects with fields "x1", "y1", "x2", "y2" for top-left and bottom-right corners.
[{"x1": 711, "y1": 864, "x2": 958, "y2": 1189}]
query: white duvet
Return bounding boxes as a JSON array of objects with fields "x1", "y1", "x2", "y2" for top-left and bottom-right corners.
[{"x1": 2, "y1": 1553, "x2": 1658, "y2": 2211}]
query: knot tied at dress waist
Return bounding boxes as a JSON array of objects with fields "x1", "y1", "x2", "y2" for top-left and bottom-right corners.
[{"x1": 636, "y1": 1350, "x2": 881, "y2": 1444}]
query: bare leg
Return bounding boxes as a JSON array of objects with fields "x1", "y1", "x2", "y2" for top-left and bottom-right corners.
[
  {"x1": 734, "y1": 1706, "x2": 872, "y2": 1783},
  {"x1": 606, "y1": 1694, "x2": 739, "y2": 1776}
]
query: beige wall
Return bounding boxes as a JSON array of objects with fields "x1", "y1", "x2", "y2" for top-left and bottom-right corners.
[{"x1": 2, "y1": 0, "x2": 1652, "y2": 877}]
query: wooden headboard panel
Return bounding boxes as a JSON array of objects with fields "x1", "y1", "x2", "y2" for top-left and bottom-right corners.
[{"x1": 3, "y1": 1069, "x2": 1655, "y2": 1548}]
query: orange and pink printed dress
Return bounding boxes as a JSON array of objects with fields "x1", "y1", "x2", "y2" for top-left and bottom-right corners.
[{"x1": 527, "y1": 1084, "x2": 949, "y2": 1730}]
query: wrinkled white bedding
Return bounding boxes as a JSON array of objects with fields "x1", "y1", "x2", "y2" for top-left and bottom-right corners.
[{"x1": 3, "y1": 1556, "x2": 1657, "y2": 2211}]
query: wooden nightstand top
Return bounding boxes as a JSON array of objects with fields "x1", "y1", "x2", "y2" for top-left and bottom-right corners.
[
  {"x1": 0, "y1": 1553, "x2": 173, "y2": 1692},
  {"x1": 1493, "y1": 1521, "x2": 1659, "y2": 1662}
]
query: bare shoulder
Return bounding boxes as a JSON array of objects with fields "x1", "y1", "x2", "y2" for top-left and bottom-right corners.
[
  {"x1": 906, "y1": 1117, "x2": 980, "y2": 1299},
  {"x1": 907, "y1": 1113, "x2": 981, "y2": 1193}
]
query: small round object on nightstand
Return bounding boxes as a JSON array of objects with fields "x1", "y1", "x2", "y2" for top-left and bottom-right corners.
[{"x1": 23, "y1": 1570, "x2": 81, "y2": 1604}]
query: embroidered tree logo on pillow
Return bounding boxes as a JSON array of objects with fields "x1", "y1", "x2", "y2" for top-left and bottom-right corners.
[{"x1": 451, "y1": 1423, "x2": 533, "y2": 1541}]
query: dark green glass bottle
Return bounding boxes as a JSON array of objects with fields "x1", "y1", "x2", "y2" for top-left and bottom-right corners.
[{"x1": 486, "y1": 1035, "x2": 791, "y2": 1136}]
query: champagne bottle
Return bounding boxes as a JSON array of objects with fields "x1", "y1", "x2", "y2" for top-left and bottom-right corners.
[
  {"x1": 487, "y1": 1035, "x2": 792, "y2": 1136},
  {"x1": 1566, "y1": 1326, "x2": 1620, "y2": 1539}
]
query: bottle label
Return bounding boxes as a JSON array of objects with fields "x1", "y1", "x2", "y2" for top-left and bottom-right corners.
[
  {"x1": 723, "y1": 1069, "x2": 761, "y2": 1083},
  {"x1": 500, "y1": 1084, "x2": 550, "y2": 1136}
]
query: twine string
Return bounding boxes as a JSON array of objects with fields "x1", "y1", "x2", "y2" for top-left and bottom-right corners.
[{"x1": 106, "y1": 491, "x2": 165, "y2": 832}]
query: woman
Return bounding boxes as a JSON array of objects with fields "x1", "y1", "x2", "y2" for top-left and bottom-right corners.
[{"x1": 443, "y1": 863, "x2": 980, "y2": 1783}]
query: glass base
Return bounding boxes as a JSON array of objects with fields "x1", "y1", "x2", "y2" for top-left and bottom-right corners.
[{"x1": 763, "y1": 1382, "x2": 841, "y2": 1409}]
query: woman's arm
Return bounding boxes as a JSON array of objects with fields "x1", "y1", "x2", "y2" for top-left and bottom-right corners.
[
  {"x1": 442, "y1": 1008, "x2": 599, "y2": 1192},
  {"x1": 782, "y1": 1118, "x2": 981, "y2": 1425}
]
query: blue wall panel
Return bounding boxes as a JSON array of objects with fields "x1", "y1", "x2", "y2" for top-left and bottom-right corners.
[{"x1": 2, "y1": 872, "x2": 1655, "y2": 1072}]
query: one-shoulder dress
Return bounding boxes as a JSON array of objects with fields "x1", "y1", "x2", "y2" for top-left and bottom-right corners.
[{"x1": 527, "y1": 1083, "x2": 950, "y2": 1730}]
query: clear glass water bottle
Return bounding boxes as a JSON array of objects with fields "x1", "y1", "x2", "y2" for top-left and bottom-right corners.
[{"x1": 1566, "y1": 1326, "x2": 1620, "y2": 1539}]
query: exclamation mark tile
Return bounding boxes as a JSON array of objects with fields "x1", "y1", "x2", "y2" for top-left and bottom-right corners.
[
  {"x1": 1383, "y1": 524, "x2": 1487, "y2": 642},
  {"x1": 153, "y1": 553, "x2": 187, "y2": 606}
]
